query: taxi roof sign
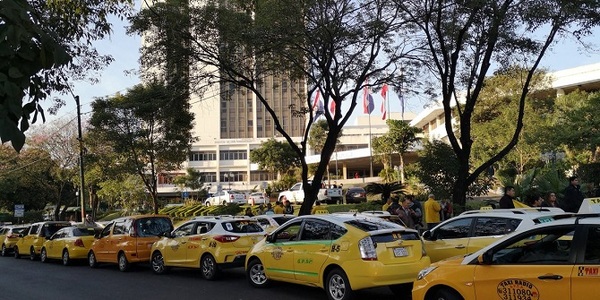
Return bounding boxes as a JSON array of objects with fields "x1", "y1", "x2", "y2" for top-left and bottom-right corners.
[{"x1": 578, "y1": 197, "x2": 600, "y2": 214}]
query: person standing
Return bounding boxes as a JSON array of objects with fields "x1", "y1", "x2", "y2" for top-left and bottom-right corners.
[
  {"x1": 499, "y1": 186, "x2": 516, "y2": 209},
  {"x1": 83, "y1": 214, "x2": 95, "y2": 226},
  {"x1": 264, "y1": 203, "x2": 275, "y2": 215},
  {"x1": 562, "y1": 175, "x2": 585, "y2": 213},
  {"x1": 440, "y1": 199, "x2": 453, "y2": 221},
  {"x1": 541, "y1": 192, "x2": 560, "y2": 208},
  {"x1": 382, "y1": 198, "x2": 393, "y2": 212},
  {"x1": 397, "y1": 198, "x2": 416, "y2": 229},
  {"x1": 274, "y1": 201, "x2": 285, "y2": 214},
  {"x1": 283, "y1": 200, "x2": 294, "y2": 215},
  {"x1": 244, "y1": 207, "x2": 254, "y2": 217},
  {"x1": 424, "y1": 194, "x2": 441, "y2": 229}
]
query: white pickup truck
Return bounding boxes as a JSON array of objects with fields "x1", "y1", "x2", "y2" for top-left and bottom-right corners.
[{"x1": 278, "y1": 181, "x2": 343, "y2": 205}]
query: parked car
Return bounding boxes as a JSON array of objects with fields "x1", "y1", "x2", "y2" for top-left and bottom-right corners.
[
  {"x1": 422, "y1": 207, "x2": 565, "y2": 262},
  {"x1": 150, "y1": 216, "x2": 265, "y2": 280},
  {"x1": 278, "y1": 181, "x2": 343, "y2": 204},
  {"x1": 40, "y1": 225, "x2": 101, "y2": 265},
  {"x1": 205, "y1": 190, "x2": 246, "y2": 206},
  {"x1": 13, "y1": 221, "x2": 71, "y2": 260},
  {"x1": 413, "y1": 213, "x2": 598, "y2": 300},
  {"x1": 344, "y1": 187, "x2": 367, "y2": 204},
  {"x1": 252, "y1": 214, "x2": 297, "y2": 233},
  {"x1": 246, "y1": 214, "x2": 430, "y2": 300},
  {"x1": 88, "y1": 215, "x2": 173, "y2": 272},
  {"x1": 1, "y1": 225, "x2": 30, "y2": 257},
  {"x1": 248, "y1": 192, "x2": 268, "y2": 205}
]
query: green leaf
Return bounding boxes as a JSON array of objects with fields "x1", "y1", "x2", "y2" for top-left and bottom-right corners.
[{"x1": 8, "y1": 67, "x2": 24, "y2": 78}]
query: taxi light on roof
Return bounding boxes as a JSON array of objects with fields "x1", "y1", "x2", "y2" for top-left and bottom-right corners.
[
  {"x1": 214, "y1": 235, "x2": 240, "y2": 243},
  {"x1": 358, "y1": 237, "x2": 377, "y2": 260}
]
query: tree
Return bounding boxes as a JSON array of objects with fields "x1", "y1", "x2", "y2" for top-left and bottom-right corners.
[
  {"x1": 250, "y1": 138, "x2": 301, "y2": 178},
  {"x1": 371, "y1": 135, "x2": 397, "y2": 183},
  {"x1": 130, "y1": 0, "x2": 420, "y2": 215},
  {"x1": 308, "y1": 119, "x2": 343, "y2": 181},
  {"x1": 364, "y1": 182, "x2": 405, "y2": 203},
  {"x1": 96, "y1": 174, "x2": 150, "y2": 213},
  {"x1": 400, "y1": 0, "x2": 600, "y2": 208},
  {"x1": 381, "y1": 119, "x2": 422, "y2": 183},
  {"x1": 0, "y1": 0, "x2": 134, "y2": 151},
  {"x1": 88, "y1": 81, "x2": 195, "y2": 214}
]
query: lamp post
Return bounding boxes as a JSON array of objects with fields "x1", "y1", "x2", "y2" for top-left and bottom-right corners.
[{"x1": 75, "y1": 96, "x2": 86, "y2": 222}]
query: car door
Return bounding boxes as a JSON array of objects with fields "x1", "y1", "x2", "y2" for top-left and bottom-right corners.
[
  {"x1": 162, "y1": 222, "x2": 196, "y2": 266},
  {"x1": 572, "y1": 225, "x2": 600, "y2": 300},
  {"x1": 46, "y1": 229, "x2": 66, "y2": 259},
  {"x1": 424, "y1": 217, "x2": 473, "y2": 262},
  {"x1": 262, "y1": 220, "x2": 303, "y2": 281},
  {"x1": 468, "y1": 217, "x2": 521, "y2": 255},
  {"x1": 293, "y1": 219, "x2": 332, "y2": 284},
  {"x1": 473, "y1": 225, "x2": 576, "y2": 300},
  {"x1": 94, "y1": 223, "x2": 114, "y2": 261}
]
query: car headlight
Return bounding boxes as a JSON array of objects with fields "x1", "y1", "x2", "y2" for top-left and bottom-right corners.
[{"x1": 417, "y1": 266, "x2": 438, "y2": 280}]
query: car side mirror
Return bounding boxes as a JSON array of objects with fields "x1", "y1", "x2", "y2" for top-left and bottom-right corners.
[
  {"x1": 422, "y1": 230, "x2": 436, "y2": 241},
  {"x1": 478, "y1": 250, "x2": 494, "y2": 265},
  {"x1": 266, "y1": 234, "x2": 275, "y2": 243}
]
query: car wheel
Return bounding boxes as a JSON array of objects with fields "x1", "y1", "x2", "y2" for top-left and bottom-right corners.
[
  {"x1": 62, "y1": 250, "x2": 71, "y2": 266},
  {"x1": 431, "y1": 288, "x2": 463, "y2": 300},
  {"x1": 205, "y1": 201, "x2": 211, "y2": 206},
  {"x1": 40, "y1": 248, "x2": 48, "y2": 263},
  {"x1": 325, "y1": 268, "x2": 353, "y2": 300},
  {"x1": 222, "y1": 200, "x2": 227, "y2": 206},
  {"x1": 200, "y1": 254, "x2": 220, "y2": 280},
  {"x1": 1, "y1": 244, "x2": 7, "y2": 257},
  {"x1": 151, "y1": 251, "x2": 168, "y2": 274},
  {"x1": 14, "y1": 246, "x2": 20, "y2": 259},
  {"x1": 247, "y1": 258, "x2": 270, "y2": 288},
  {"x1": 30, "y1": 247, "x2": 37, "y2": 261},
  {"x1": 118, "y1": 252, "x2": 130, "y2": 272},
  {"x1": 389, "y1": 283, "x2": 412, "y2": 298},
  {"x1": 88, "y1": 251, "x2": 98, "y2": 268}
]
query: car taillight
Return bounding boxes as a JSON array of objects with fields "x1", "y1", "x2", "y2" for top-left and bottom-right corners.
[
  {"x1": 74, "y1": 239, "x2": 85, "y2": 247},
  {"x1": 358, "y1": 237, "x2": 377, "y2": 260},
  {"x1": 213, "y1": 235, "x2": 240, "y2": 243},
  {"x1": 230, "y1": 195, "x2": 234, "y2": 199}
]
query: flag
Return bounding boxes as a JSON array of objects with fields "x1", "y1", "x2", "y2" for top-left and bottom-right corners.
[
  {"x1": 312, "y1": 90, "x2": 321, "y2": 110},
  {"x1": 380, "y1": 84, "x2": 388, "y2": 120},
  {"x1": 329, "y1": 99, "x2": 336, "y2": 115},
  {"x1": 363, "y1": 85, "x2": 374, "y2": 114}
]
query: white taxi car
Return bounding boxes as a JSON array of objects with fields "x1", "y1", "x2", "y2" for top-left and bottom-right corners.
[{"x1": 246, "y1": 214, "x2": 430, "y2": 300}]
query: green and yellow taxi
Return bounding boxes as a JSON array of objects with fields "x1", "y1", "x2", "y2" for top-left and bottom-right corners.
[
  {"x1": 14, "y1": 221, "x2": 71, "y2": 260},
  {"x1": 246, "y1": 214, "x2": 430, "y2": 300},
  {"x1": 413, "y1": 213, "x2": 598, "y2": 300},
  {"x1": 150, "y1": 216, "x2": 265, "y2": 280},
  {"x1": 1, "y1": 225, "x2": 30, "y2": 257},
  {"x1": 40, "y1": 225, "x2": 101, "y2": 265}
]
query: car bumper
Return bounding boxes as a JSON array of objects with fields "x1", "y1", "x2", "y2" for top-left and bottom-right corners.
[
  {"x1": 68, "y1": 247, "x2": 91, "y2": 260},
  {"x1": 342, "y1": 256, "x2": 431, "y2": 290}
]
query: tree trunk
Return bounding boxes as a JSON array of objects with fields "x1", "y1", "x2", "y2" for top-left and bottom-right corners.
[{"x1": 399, "y1": 153, "x2": 405, "y2": 183}]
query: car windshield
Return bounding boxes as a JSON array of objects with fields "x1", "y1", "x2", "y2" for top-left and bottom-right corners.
[
  {"x1": 221, "y1": 220, "x2": 263, "y2": 233},
  {"x1": 136, "y1": 217, "x2": 173, "y2": 237},
  {"x1": 345, "y1": 219, "x2": 401, "y2": 232}
]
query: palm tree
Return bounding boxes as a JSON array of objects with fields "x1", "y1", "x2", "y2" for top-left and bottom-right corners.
[{"x1": 364, "y1": 182, "x2": 406, "y2": 202}]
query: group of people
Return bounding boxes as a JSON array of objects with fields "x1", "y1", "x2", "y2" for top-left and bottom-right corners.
[
  {"x1": 246, "y1": 196, "x2": 295, "y2": 217},
  {"x1": 382, "y1": 194, "x2": 453, "y2": 230},
  {"x1": 498, "y1": 175, "x2": 584, "y2": 213}
]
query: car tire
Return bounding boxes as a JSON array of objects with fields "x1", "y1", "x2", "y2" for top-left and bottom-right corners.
[
  {"x1": 1, "y1": 244, "x2": 7, "y2": 257},
  {"x1": 205, "y1": 201, "x2": 211, "y2": 206},
  {"x1": 118, "y1": 252, "x2": 130, "y2": 272},
  {"x1": 325, "y1": 268, "x2": 354, "y2": 300},
  {"x1": 30, "y1": 247, "x2": 37, "y2": 261},
  {"x1": 389, "y1": 283, "x2": 412, "y2": 298},
  {"x1": 14, "y1": 246, "x2": 20, "y2": 259},
  {"x1": 247, "y1": 258, "x2": 270, "y2": 288},
  {"x1": 62, "y1": 250, "x2": 70, "y2": 266},
  {"x1": 200, "y1": 254, "x2": 220, "y2": 280},
  {"x1": 40, "y1": 248, "x2": 48, "y2": 263},
  {"x1": 151, "y1": 251, "x2": 168, "y2": 275},
  {"x1": 431, "y1": 288, "x2": 463, "y2": 300},
  {"x1": 88, "y1": 251, "x2": 98, "y2": 268}
]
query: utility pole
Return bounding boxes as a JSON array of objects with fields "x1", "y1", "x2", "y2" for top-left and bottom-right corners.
[{"x1": 75, "y1": 96, "x2": 86, "y2": 222}]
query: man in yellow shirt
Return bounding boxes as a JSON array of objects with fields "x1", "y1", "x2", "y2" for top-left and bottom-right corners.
[
  {"x1": 424, "y1": 194, "x2": 441, "y2": 229},
  {"x1": 274, "y1": 200, "x2": 285, "y2": 214}
]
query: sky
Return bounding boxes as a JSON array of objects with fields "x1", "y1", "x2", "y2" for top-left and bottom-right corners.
[{"x1": 45, "y1": 10, "x2": 600, "y2": 126}]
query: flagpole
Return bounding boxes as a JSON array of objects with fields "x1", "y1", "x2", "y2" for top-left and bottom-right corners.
[{"x1": 368, "y1": 113, "x2": 373, "y2": 178}]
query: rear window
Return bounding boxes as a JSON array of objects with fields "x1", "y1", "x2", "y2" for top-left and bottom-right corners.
[
  {"x1": 345, "y1": 219, "x2": 401, "y2": 232},
  {"x1": 73, "y1": 227, "x2": 100, "y2": 237},
  {"x1": 42, "y1": 223, "x2": 71, "y2": 237},
  {"x1": 371, "y1": 231, "x2": 420, "y2": 243},
  {"x1": 136, "y1": 217, "x2": 173, "y2": 237},
  {"x1": 221, "y1": 221, "x2": 263, "y2": 233}
]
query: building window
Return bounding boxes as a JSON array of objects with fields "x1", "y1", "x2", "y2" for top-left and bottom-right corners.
[
  {"x1": 220, "y1": 150, "x2": 248, "y2": 160},
  {"x1": 189, "y1": 151, "x2": 217, "y2": 161},
  {"x1": 200, "y1": 172, "x2": 217, "y2": 182}
]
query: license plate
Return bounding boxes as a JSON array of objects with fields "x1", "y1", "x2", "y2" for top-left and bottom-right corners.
[{"x1": 393, "y1": 247, "x2": 408, "y2": 257}]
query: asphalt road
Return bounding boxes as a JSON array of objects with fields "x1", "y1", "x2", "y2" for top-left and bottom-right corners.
[{"x1": 0, "y1": 256, "x2": 402, "y2": 300}]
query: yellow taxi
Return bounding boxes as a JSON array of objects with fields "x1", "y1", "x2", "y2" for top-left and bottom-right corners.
[
  {"x1": 246, "y1": 214, "x2": 430, "y2": 300},
  {"x1": 13, "y1": 221, "x2": 72, "y2": 260},
  {"x1": 40, "y1": 225, "x2": 100, "y2": 265},
  {"x1": 88, "y1": 214, "x2": 173, "y2": 272},
  {"x1": 413, "y1": 213, "x2": 598, "y2": 300},
  {"x1": 150, "y1": 216, "x2": 265, "y2": 280},
  {"x1": 422, "y1": 208, "x2": 564, "y2": 262},
  {"x1": 1, "y1": 225, "x2": 30, "y2": 257}
]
